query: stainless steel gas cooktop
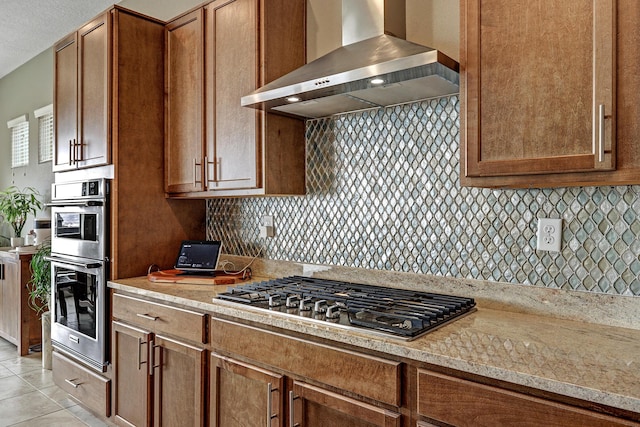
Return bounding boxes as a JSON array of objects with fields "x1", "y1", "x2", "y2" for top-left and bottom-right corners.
[{"x1": 216, "y1": 276, "x2": 476, "y2": 341}]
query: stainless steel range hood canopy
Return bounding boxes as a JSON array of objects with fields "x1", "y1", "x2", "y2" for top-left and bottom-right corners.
[{"x1": 241, "y1": 0, "x2": 459, "y2": 119}]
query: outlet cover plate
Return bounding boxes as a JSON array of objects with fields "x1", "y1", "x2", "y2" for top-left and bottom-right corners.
[{"x1": 537, "y1": 218, "x2": 562, "y2": 252}]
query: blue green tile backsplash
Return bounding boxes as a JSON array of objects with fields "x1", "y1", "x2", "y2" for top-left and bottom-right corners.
[{"x1": 207, "y1": 95, "x2": 640, "y2": 297}]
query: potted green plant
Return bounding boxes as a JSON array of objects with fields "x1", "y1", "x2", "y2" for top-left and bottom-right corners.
[
  {"x1": 27, "y1": 239, "x2": 51, "y2": 316},
  {"x1": 27, "y1": 239, "x2": 52, "y2": 369},
  {"x1": 0, "y1": 186, "x2": 43, "y2": 247}
]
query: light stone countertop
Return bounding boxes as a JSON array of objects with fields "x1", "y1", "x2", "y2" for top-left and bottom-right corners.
[{"x1": 108, "y1": 272, "x2": 640, "y2": 416}]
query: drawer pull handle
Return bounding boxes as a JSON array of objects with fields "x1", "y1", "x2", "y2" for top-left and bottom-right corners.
[
  {"x1": 267, "y1": 382, "x2": 278, "y2": 426},
  {"x1": 289, "y1": 390, "x2": 300, "y2": 427},
  {"x1": 136, "y1": 313, "x2": 158, "y2": 321},
  {"x1": 65, "y1": 378, "x2": 81, "y2": 388}
]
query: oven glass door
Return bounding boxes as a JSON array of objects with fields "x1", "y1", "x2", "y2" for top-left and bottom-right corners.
[
  {"x1": 51, "y1": 204, "x2": 105, "y2": 260},
  {"x1": 50, "y1": 256, "x2": 108, "y2": 369}
]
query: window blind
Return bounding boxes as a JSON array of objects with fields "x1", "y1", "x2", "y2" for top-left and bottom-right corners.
[
  {"x1": 35, "y1": 104, "x2": 53, "y2": 163},
  {"x1": 7, "y1": 115, "x2": 29, "y2": 168}
]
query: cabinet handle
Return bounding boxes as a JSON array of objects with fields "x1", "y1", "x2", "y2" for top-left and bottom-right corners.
[
  {"x1": 193, "y1": 158, "x2": 203, "y2": 186},
  {"x1": 204, "y1": 156, "x2": 251, "y2": 185},
  {"x1": 204, "y1": 156, "x2": 216, "y2": 188},
  {"x1": 0, "y1": 264, "x2": 4, "y2": 280},
  {"x1": 68, "y1": 140, "x2": 73, "y2": 165},
  {"x1": 150, "y1": 342, "x2": 162, "y2": 376},
  {"x1": 289, "y1": 390, "x2": 300, "y2": 427},
  {"x1": 136, "y1": 313, "x2": 158, "y2": 321},
  {"x1": 64, "y1": 378, "x2": 81, "y2": 388},
  {"x1": 137, "y1": 337, "x2": 148, "y2": 370},
  {"x1": 267, "y1": 382, "x2": 278, "y2": 426},
  {"x1": 598, "y1": 104, "x2": 605, "y2": 163},
  {"x1": 76, "y1": 139, "x2": 84, "y2": 162}
]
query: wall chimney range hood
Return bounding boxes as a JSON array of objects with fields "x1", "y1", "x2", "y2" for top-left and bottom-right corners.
[{"x1": 241, "y1": 0, "x2": 459, "y2": 119}]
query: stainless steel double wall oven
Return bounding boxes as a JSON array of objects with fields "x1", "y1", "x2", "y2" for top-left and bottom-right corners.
[{"x1": 48, "y1": 179, "x2": 110, "y2": 371}]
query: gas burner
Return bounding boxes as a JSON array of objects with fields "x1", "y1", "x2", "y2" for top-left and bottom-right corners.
[{"x1": 216, "y1": 276, "x2": 476, "y2": 340}]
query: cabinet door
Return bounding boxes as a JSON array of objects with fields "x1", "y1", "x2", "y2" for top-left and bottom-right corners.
[
  {"x1": 416, "y1": 369, "x2": 636, "y2": 427},
  {"x1": 205, "y1": 0, "x2": 260, "y2": 191},
  {"x1": 53, "y1": 33, "x2": 78, "y2": 172},
  {"x1": 152, "y1": 335, "x2": 206, "y2": 427},
  {"x1": 0, "y1": 259, "x2": 19, "y2": 342},
  {"x1": 462, "y1": 0, "x2": 616, "y2": 180},
  {"x1": 165, "y1": 9, "x2": 205, "y2": 194},
  {"x1": 290, "y1": 381, "x2": 401, "y2": 427},
  {"x1": 210, "y1": 353, "x2": 284, "y2": 427},
  {"x1": 112, "y1": 321, "x2": 152, "y2": 427},
  {"x1": 77, "y1": 13, "x2": 110, "y2": 169}
]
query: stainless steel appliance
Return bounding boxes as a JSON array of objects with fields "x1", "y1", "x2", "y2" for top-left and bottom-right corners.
[
  {"x1": 217, "y1": 276, "x2": 476, "y2": 340},
  {"x1": 47, "y1": 179, "x2": 110, "y2": 371},
  {"x1": 241, "y1": 0, "x2": 459, "y2": 119}
]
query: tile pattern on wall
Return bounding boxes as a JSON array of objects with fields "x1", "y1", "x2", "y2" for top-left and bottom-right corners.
[{"x1": 208, "y1": 96, "x2": 640, "y2": 296}]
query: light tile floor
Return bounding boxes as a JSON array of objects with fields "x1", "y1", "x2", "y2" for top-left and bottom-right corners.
[{"x1": 0, "y1": 337, "x2": 113, "y2": 427}]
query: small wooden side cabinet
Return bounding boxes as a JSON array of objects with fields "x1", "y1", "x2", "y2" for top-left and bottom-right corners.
[{"x1": 0, "y1": 250, "x2": 41, "y2": 356}]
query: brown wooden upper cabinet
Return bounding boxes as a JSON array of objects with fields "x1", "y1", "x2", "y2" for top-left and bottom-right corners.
[
  {"x1": 460, "y1": 0, "x2": 617, "y2": 187},
  {"x1": 54, "y1": 13, "x2": 110, "y2": 171},
  {"x1": 165, "y1": 0, "x2": 306, "y2": 198}
]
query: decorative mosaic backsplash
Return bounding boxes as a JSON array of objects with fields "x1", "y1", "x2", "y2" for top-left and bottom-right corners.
[{"x1": 207, "y1": 95, "x2": 640, "y2": 297}]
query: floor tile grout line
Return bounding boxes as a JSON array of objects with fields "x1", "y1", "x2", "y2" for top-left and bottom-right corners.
[
  {"x1": 0, "y1": 338, "x2": 97, "y2": 427},
  {"x1": 1, "y1": 389, "x2": 67, "y2": 427}
]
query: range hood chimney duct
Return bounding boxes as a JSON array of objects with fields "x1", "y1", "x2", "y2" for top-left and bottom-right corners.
[{"x1": 241, "y1": 0, "x2": 459, "y2": 119}]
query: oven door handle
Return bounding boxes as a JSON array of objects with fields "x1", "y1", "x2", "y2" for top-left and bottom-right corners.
[
  {"x1": 45, "y1": 256, "x2": 102, "y2": 269},
  {"x1": 46, "y1": 200, "x2": 104, "y2": 207}
]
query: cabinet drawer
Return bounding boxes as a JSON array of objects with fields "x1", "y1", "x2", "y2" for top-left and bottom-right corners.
[
  {"x1": 52, "y1": 351, "x2": 110, "y2": 417},
  {"x1": 211, "y1": 317, "x2": 401, "y2": 406},
  {"x1": 112, "y1": 293, "x2": 206, "y2": 344},
  {"x1": 417, "y1": 369, "x2": 637, "y2": 427}
]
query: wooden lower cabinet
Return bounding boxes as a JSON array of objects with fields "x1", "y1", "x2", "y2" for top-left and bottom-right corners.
[
  {"x1": 209, "y1": 353, "x2": 402, "y2": 427},
  {"x1": 0, "y1": 251, "x2": 41, "y2": 355},
  {"x1": 106, "y1": 298, "x2": 640, "y2": 427},
  {"x1": 112, "y1": 321, "x2": 207, "y2": 427},
  {"x1": 416, "y1": 369, "x2": 640, "y2": 427},
  {"x1": 290, "y1": 381, "x2": 401, "y2": 427},
  {"x1": 153, "y1": 335, "x2": 207, "y2": 426},
  {"x1": 112, "y1": 321, "x2": 152, "y2": 426},
  {"x1": 210, "y1": 317, "x2": 402, "y2": 427},
  {"x1": 111, "y1": 292, "x2": 208, "y2": 427},
  {"x1": 210, "y1": 353, "x2": 284, "y2": 427}
]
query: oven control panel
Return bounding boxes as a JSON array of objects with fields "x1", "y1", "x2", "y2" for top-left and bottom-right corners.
[
  {"x1": 82, "y1": 180, "x2": 100, "y2": 197},
  {"x1": 52, "y1": 179, "x2": 108, "y2": 201}
]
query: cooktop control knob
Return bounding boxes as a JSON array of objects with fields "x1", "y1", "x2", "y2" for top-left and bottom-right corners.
[
  {"x1": 299, "y1": 297, "x2": 313, "y2": 311},
  {"x1": 286, "y1": 295, "x2": 300, "y2": 308},
  {"x1": 268, "y1": 294, "x2": 282, "y2": 307},
  {"x1": 313, "y1": 299, "x2": 328, "y2": 314},
  {"x1": 326, "y1": 304, "x2": 341, "y2": 319}
]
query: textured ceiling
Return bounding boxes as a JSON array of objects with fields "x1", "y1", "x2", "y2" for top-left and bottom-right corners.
[
  {"x1": 0, "y1": 0, "x2": 118, "y2": 79},
  {"x1": 0, "y1": 0, "x2": 206, "y2": 80}
]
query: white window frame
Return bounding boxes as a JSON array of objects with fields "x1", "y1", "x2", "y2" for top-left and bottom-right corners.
[
  {"x1": 7, "y1": 114, "x2": 29, "y2": 168},
  {"x1": 34, "y1": 104, "x2": 54, "y2": 163}
]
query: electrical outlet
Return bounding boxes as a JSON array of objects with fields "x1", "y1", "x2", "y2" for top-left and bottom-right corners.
[
  {"x1": 262, "y1": 215, "x2": 274, "y2": 227},
  {"x1": 260, "y1": 215, "x2": 274, "y2": 238},
  {"x1": 537, "y1": 218, "x2": 562, "y2": 252}
]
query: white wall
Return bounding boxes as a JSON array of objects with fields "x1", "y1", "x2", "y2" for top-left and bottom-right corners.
[
  {"x1": 307, "y1": 0, "x2": 459, "y2": 62},
  {"x1": 0, "y1": 49, "x2": 55, "y2": 243}
]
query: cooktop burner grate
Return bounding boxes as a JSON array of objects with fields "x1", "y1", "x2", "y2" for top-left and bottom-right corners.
[{"x1": 216, "y1": 276, "x2": 476, "y2": 340}]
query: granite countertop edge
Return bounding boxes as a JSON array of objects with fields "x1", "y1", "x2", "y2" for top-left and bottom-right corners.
[{"x1": 108, "y1": 278, "x2": 640, "y2": 415}]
